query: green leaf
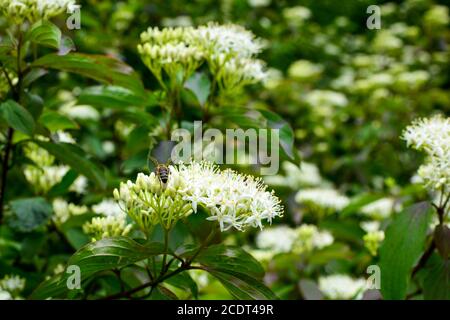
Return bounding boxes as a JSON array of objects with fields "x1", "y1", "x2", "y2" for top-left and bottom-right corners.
[
  {"x1": 259, "y1": 109, "x2": 295, "y2": 159},
  {"x1": 47, "y1": 169, "x2": 79, "y2": 197},
  {"x1": 33, "y1": 140, "x2": 106, "y2": 189},
  {"x1": 205, "y1": 269, "x2": 278, "y2": 300},
  {"x1": 195, "y1": 244, "x2": 265, "y2": 279},
  {"x1": 26, "y1": 21, "x2": 61, "y2": 49},
  {"x1": 30, "y1": 237, "x2": 166, "y2": 299},
  {"x1": 195, "y1": 244, "x2": 276, "y2": 300},
  {"x1": 7, "y1": 197, "x2": 52, "y2": 232},
  {"x1": 341, "y1": 193, "x2": 384, "y2": 217},
  {"x1": 164, "y1": 271, "x2": 198, "y2": 299},
  {"x1": 32, "y1": 53, "x2": 146, "y2": 96},
  {"x1": 77, "y1": 85, "x2": 150, "y2": 109},
  {"x1": 379, "y1": 202, "x2": 433, "y2": 300},
  {"x1": 434, "y1": 224, "x2": 450, "y2": 259},
  {"x1": 420, "y1": 253, "x2": 450, "y2": 300},
  {"x1": 0, "y1": 100, "x2": 36, "y2": 136},
  {"x1": 185, "y1": 72, "x2": 211, "y2": 107},
  {"x1": 39, "y1": 111, "x2": 79, "y2": 132},
  {"x1": 22, "y1": 68, "x2": 48, "y2": 88}
]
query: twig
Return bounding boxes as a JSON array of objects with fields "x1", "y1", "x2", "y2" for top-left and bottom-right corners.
[{"x1": 412, "y1": 241, "x2": 436, "y2": 277}]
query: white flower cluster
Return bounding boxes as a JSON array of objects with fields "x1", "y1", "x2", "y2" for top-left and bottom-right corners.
[
  {"x1": 83, "y1": 215, "x2": 132, "y2": 242},
  {"x1": 363, "y1": 230, "x2": 385, "y2": 256},
  {"x1": 360, "y1": 197, "x2": 399, "y2": 220},
  {"x1": 265, "y1": 161, "x2": 324, "y2": 189},
  {"x1": 92, "y1": 199, "x2": 123, "y2": 217},
  {"x1": 83, "y1": 199, "x2": 132, "y2": 242},
  {"x1": 402, "y1": 115, "x2": 450, "y2": 191},
  {"x1": 0, "y1": 275, "x2": 25, "y2": 300},
  {"x1": 256, "y1": 224, "x2": 333, "y2": 255},
  {"x1": 177, "y1": 161, "x2": 283, "y2": 231},
  {"x1": 138, "y1": 27, "x2": 203, "y2": 84},
  {"x1": 295, "y1": 188, "x2": 350, "y2": 214},
  {"x1": 23, "y1": 139, "x2": 87, "y2": 195},
  {"x1": 52, "y1": 198, "x2": 88, "y2": 225},
  {"x1": 318, "y1": 274, "x2": 366, "y2": 300},
  {"x1": 138, "y1": 23, "x2": 266, "y2": 94},
  {"x1": 114, "y1": 161, "x2": 283, "y2": 233},
  {"x1": 0, "y1": 0, "x2": 75, "y2": 23},
  {"x1": 288, "y1": 60, "x2": 323, "y2": 81}
]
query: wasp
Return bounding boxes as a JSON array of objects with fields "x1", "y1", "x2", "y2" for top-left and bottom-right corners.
[{"x1": 149, "y1": 156, "x2": 172, "y2": 185}]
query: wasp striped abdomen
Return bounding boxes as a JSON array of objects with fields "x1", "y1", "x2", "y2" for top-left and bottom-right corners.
[{"x1": 156, "y1": 165, "x2": 170, "y2": 184}]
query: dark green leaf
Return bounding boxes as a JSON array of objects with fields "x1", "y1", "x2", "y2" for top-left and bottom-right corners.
[
  {"x1": 39, "y1": 111, "x2": 79, "y2": 132},
  {"x1": 195, "y1": 244, "x2": 265, "y2": 279},
  {"x1": 185, "y1": 72, "x2": 211, "y2": 107},
  {"x1": 341, "y1": 193, "x2": 384, "y2": 217},
  {"x1": 205, "y1": 269, "x2": 277, "y2": 300},
  {"x1": 22, "y1": 68, "x2": 48, "y2": 87},
  {"x1": 195, "y1": 244, "x2": 276, "y2": 300},
  {"x1": 32, "y1": 53, "x2": 146, "y2": 96},
  {"x1": 30, "y1": 237, "x2": 166, "y2": 299},
  {"x1": 379, "y1": 202, "x2": 433, "y2": 299},
  {"x1": 26, "y1": 21, "x2": 61, "y2": 49},
  {"x1": 163, "y1": 270, "x2": 198, "y2": 299},
  {"x1": 434, "y1": 224, "x2": 450, "y2": 259},
  {"x1": 420, "y1": 253, "x2": 450, "y2": 300},
  {"x1": 47, "y1": 169, "x2": 79, "y2": 197},
  {"x1": 0, "y1": 100, "x2": 35, "y2": 136},
  {"x1": 77, "y1": 85, "x2": 150, "y2": 109},
  {"x1": 7, "y1": 197, "x2": 52, "y2": 232},
  {"x1": 259, "y1": 109, "x2": 295, "y2": 159}
]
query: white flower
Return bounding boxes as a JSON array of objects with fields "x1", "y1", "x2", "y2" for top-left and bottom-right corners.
[
  {"x1": 114, "y1": 161, "x2": 283, "y2": 232},
  {"x1": 283, "y1": 6, "x2": 311, "y2": 25},
  {"x1": 295, "y1": 188, "x2": 349, "y2": 212},
  {"x1": 256, "y1": 226, "x2": 297, "y2": 253},
  {"x1": 70, "y1": 175, "x2": 88, "y2": 194},
  {"x1": 0, "y1": 0, "x2": 75, "y2": 23},
  {"x1": 363, "y1": 230, "x2": 385, "y2": 256},
  {"x1": 288, "y1": 60, "x2": 322, "y2": 80},
  {"x1": 256, "y1": 224, "x2": 333, "y2": 254},
  {"x1": 24, "y1": 165, "x2": 69, "y2": 194},
  {"x1": 138, "y1": 23, "x2": 266, "y2": 92},
  {"x1": 293, "y1": 224, "x2": 334, "y2": 253},
  {"x1": 59, "y1": 103, "x2": 100, "y2": 121},
  {"x1": 395, "y1": 70, "x2": 429, "y2": 90},
  {"x1": 402, "y1": 115, "x2": 450, "y2": 190},
  {"x1": 0, "y1": 275, "x2": 25, "y2": 297},
  {"x1": 265, "y1": 161, "x2": 323, "y2": 189},
  {"x1": 304, "y1": 90, "x2": 348, "y2": 108},
  {"x1": 361, "y1": 198, "x2": 399, "y2": 220},
  {"x1": 54, "y1": 131, "x2": 75, "y2": 144},
  {"x1": 248, "y1": 0, "x2": 271, "y2": 8},
  {"x1": 83, "y1": 215, "x2": 132, "y2": 242},
  {"x1": 360, "y1": 221, "x2": 380, "y2": 233},
  {"x1": 0, "y1": 290, "x2": 12, "y2": 300},
  {"x1": 402, "y1": 115, "x2": 450, "y2": 158},
  {"x1": 52, "y1": 198, "x2": 88, "y2": 225},
  {"x1": 92, "y1": 199, "x2": 124, "y2": 218},
  {"x1": 102, "y1": 141, "x2": 116, "y2": 155},
  {"x1": 319, "y1": 274, "x2": 366, "y2": 300},
  {"x1": 195, "y1": 23, "x2": 264, "y2": 60},
  {"x1": 177, "y1": 161, "x2": 283, "y2": 231}
]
